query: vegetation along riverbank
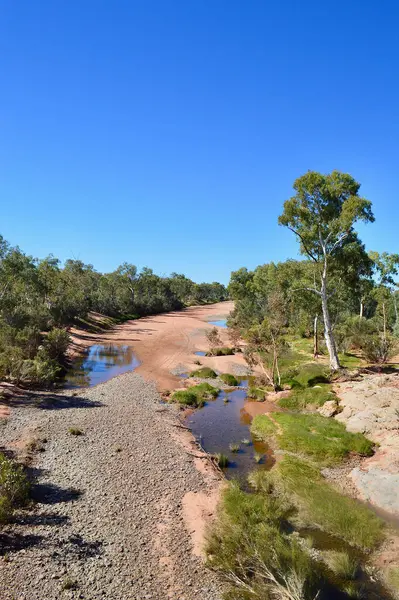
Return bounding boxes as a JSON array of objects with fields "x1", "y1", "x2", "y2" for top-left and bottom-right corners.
[{"x1": 1, "y1": 170, "x2": 399, "y2": 600}]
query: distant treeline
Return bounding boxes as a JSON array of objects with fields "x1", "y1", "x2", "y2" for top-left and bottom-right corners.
[{"x1": 0, "y1": 235, "x2": 227, "y2": 386}]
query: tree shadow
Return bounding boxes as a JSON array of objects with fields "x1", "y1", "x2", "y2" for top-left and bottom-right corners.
[
  {"x1": 30, "y1": 482, "x2": 83, "y2": 505},
  {"x1": 1, "y1": 387, "x2": 103, "y2": 411},
  {"x1": 56, "y1": 534, "x2": 103, "y2": 559},
  {"x1": 0, "y1": 532, "x2": 43, "y2": 555}
]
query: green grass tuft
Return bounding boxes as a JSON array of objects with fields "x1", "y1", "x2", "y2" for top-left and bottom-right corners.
[
  {"x1": 215, "y1": 453, "x2": 229, "y2": 468},
  {"x1": 251, "y1": 413, "x2": 373, "y2": 465},
  {"x1": 229, "y1": 443, "x2": 240, "y2": 453},
  {"x1": 324, "y1": 550, "x2": 360, "y2": 580},
  {"x1": 189, "y1": 367, "x2": 217, "y2": 379},
  {"x1": 279, "y1": 384, "x2": 336, "y2": 410},
  {"x1": 219, "y1": 373, "x2": 239, "y2": 386},
  {"x1": 171, "y1": 382, "x2": 219, "y2": 407}
]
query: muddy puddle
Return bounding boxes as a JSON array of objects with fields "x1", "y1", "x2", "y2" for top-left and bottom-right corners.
[
  {"x1": 186, "y1": 382, "x2": 275, "y2": 480},
  {"x1": 64, "y1": 344, "x2": 140, "y2": 388}
]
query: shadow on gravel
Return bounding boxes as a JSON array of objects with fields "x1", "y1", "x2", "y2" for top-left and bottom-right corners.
[
  {"x1": 0, "y1": 532, "x2": 43, "y2": 555},
  {"x1": 57, "y1": 534, "x2": 103, "y2": 559},
  {"x1": 31, "y1": 483, "x2": 83, "y2": 505},
  {"x1": 1, "y1": 388, "x2": 103, "y2": 411},
  {"x1": 13, "y1": 512, "x2": 70, "y2": 527}
]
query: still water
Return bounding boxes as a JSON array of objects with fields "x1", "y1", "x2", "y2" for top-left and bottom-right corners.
[
  {"x1": 186, "y1": 383, "x2": 274, "y2": 480},
  {"x1": 208, "y1": 319, "x2": 227, "y2": 328},
  {"x1": 65, "y1": 344, "x2": 140, "y2": 388}
]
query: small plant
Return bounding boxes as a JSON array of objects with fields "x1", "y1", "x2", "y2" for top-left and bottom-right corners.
[
  {"x1": 189, "y1": 367, "x2": 217, "y2": 379},
  {"x1": 62, "y1": 578, "x2": 78, "y2": 590},
  {"x1": 220, "y1": 373, "x2": 239, "y2": 386},
  {"x1": 171, "y1": 383, "x2": 219, "y2": 408},
  {"x1": 0, "y1": 453, "x2": 30, "y2": 523},
  {"x1": 194, "y1": 359, "x2": 202, "y2": 365},
  {"x1": 229, "y1": 443, "x2": 240, "y2": 453},
  {"x1": 223, "y1": 397, "x2": 229, "y2": 404},
  {"x1": 215, "y1": 453, "x2": 229, "y2": 468},
  {"x1": 205, "y1": 327, "x2": 222, "y2": 352},
  {"x1": 68, "y1": 427, "x2": 84, "y2": 436},
  {"x1": 254, "y1": 452, "x2": 263, "y2": 463},
  {"x1": 241, "y1": 438, "x2": 251, "y2": 446}
]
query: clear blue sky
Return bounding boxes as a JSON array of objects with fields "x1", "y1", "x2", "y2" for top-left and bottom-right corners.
[{"x1": 1, "y1": 1, "x2": 398, "y2": 284}]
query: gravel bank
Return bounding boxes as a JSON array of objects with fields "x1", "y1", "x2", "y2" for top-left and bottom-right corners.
[{"x1": 0, "y1": 373, "x2": 223, "y2": 600}]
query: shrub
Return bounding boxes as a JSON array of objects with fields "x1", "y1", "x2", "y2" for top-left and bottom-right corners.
[
  {"x1": 361, "y1": 335, "x2": 397, "y2": 364},
  {"x1": 251, "y1": 413, "x2": 374, "y2": 466},
  {"x1": 220, "y1": 373, "x2": 238, "y2": 386},
  {"x1": 44, "y1": 328, "x2": 71, "y2": 362},
  {"x1": 0, "y1": 453, "x2": 30, "y2": 523},
  {"x1": 275, "y1": 456, "x2": 384, "y2": 550},
  {"x1": 189, "y1": 367, "x2": 217, "y2": 379}
]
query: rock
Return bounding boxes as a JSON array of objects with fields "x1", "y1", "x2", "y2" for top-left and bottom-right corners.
[{"x1": 317, "y1": 400, "x2": 338, "y2": 417}]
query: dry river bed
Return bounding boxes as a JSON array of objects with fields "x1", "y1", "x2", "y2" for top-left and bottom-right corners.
[{"x1": 0, "y1": 373, "x2": 224, "y2": 600}]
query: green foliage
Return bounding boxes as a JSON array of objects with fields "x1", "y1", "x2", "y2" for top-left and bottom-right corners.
[
  {"x1": 229, "y1": 443, "x2": 240, "y2": 453},
  {"x1": 189, "y1": 367, "x2": 217, "y2": 379},
  {"x1": 171, "y1": 382, "x2": 219, "y2": 407},
  {"x1": 219, "y1": 373, "x2": 239, "y2": 386},
  {"x1": 279, "y1": 385, "x2": 334, "y2": 410},
  {"x1": 0, "y1": 453, "x2": 30, "y2": 523},
  {"x1": 275, "y1": 456, "x2": 384, "y2": 550},
  {"x1": 44, "y1": 328, "x2": 71, "y2": 362},
  {"x1": 251, "y1": 413, "x2": 373, "y2": 465},
  {"x1": 215, "y1": 453, "x2": 229, "y2": 468},
  {"x1": 0, "y1": 234, "x2": 227, "y2": 388},
  {"x1": 247, "y1": 385, "x2": 268, "y2": 400},
  {"x1": 206, "y1": 481, "x2": 321, "y2": 599},
  {"x1": 323, "y1": 550, "x2": 360, "y2": 580}
]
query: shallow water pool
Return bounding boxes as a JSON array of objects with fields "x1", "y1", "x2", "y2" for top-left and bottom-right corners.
[
  {"x1": 65, "y1": 344, "x2": 140, "y2": 388},
  {"x1": 186, "y1": 383, "x2": 274, "y2": 480},
  {"x1": 208, "y1": 319, "x2": 227, "y2": 328}
]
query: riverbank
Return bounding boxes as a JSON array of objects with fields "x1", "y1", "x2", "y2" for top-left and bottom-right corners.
[
  {"x1": 68, "y1": 301, "x2": 241, "y2": 390},
  {"x1": 0, "y1": 372, "x2": 224, "y2": 600}
]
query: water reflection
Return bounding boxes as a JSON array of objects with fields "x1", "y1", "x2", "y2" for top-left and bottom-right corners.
[
  {"x1": 65, "y1": 344, "x2": 140, "y2": 388},
  {"x1": 186, "y1": 383, "x2": 274, "y2": 480},
  {"x1": 208, "y1": 319, "x2": 227, "y2": 328}
]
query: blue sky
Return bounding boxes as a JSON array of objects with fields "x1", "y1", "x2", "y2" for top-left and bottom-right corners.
[{"x1": 1, "y1": 1, "x2": 398, "y2": 284}]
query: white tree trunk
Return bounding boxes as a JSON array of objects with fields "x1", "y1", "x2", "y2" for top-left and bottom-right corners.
[
  {"x1": 313, "y1": 314, "x2": 319, "y2": 358},
  {"x1": 321, "y1": 266, "x2": 340, "y2": 371},
  {"x1": 359, "y1": 300, "x2": 364, "y2": 319}
]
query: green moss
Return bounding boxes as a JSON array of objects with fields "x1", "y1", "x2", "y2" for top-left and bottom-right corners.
[
  {"x1": 189, "y1": 367, "x2": 217, "y2": 379},
  {"x1": 251, "y1": 413, "x2": 373, "y2": 465},
  {"x1": 220, "y1": 373, "x2": 239, "y2": 386},
  {"x1": 247, "y1": 386, "x2": 268, "y2": 400},
  {"x1": 275, "y1": 456, "x2": 384, "y2": 550},
  {"x1": 338, "y1": 353, "x2": 363, "y2": 368}
]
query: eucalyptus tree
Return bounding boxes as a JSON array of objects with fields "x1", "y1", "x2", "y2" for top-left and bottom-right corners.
[
  {"x1": 369, "y1": 251, "x2": 399, "y2": 339},
  {"x1": 278, "y1": 170, "x2": 374, "y2": 370}
]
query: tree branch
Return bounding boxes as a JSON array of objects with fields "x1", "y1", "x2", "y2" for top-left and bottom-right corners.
[
  {"x1": 291, "y1": 287, "x2": 322, "y2": 297},
  {"x1": 287, "y1": 227, "x2": 318, "y2": 263}
]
